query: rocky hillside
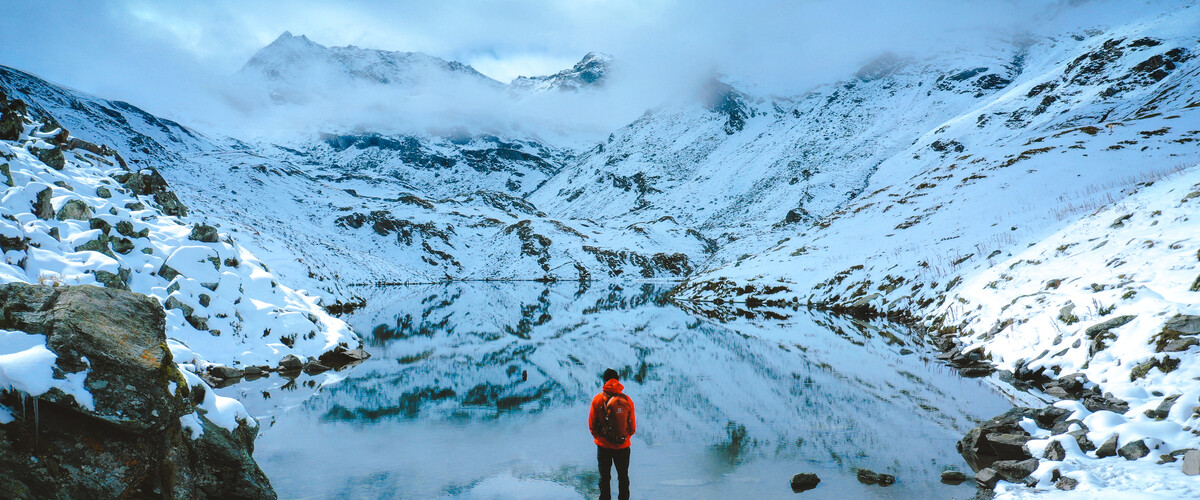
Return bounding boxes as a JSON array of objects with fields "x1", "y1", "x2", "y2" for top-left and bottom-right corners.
[
  {"x1": 668, "y1": 5, "x2": 1200, "y2": 497},
  {"x1": 0, "y1": 89, "x2": 359, "y2": 371},
  {"x1": 0, "y1": 65, "x2": 709, "y2": 304}
]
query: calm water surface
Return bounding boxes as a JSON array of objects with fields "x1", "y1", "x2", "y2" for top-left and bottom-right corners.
[{"x1": 217, "y1": 283, "x2": 1012, "y2": 499}]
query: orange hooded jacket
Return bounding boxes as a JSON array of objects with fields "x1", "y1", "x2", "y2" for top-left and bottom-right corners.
[{"x1": 589, "y1": 378, "x2": 636, "y2": 449}]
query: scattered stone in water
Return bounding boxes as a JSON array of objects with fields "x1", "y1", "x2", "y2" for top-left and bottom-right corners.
[
  {"x1": 856, "y1": 468, "x2": 895, "y2": 486},
  {"x1": 209, "y1": 365, "x2": 244, "y2": 379},
  {"x1": 790, "y1": 473, "x2": 820, "y2": 493},
  {"x1": 278, "y1": 354, "x2": 305, "y2": 371},
  {"x1": 303, "y1": 361, "x2": 330, "y2": 375},
  {"x1": 317, "y1": 346, "x2": 371, "y2": 369},
  {"x1": 940, "y1": 470, "x2": 968, "y2": 484}
]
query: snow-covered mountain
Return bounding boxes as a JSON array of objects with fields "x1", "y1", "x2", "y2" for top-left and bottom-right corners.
[
  {"x1": 0, "y1": 62, "x2": 707, "y2": 306},
  {"x1": 239, "y1": 32, "x2": 502, "y2": 104},
  {"x1": 510, "y1": 52, "x2": 611, "y2": 92}
]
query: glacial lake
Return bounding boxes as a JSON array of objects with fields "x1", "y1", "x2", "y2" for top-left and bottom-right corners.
[{"x1": 216, "y1": 283, "x2": 1013, "y2": 499}]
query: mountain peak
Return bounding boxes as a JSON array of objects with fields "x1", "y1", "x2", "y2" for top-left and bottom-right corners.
[
  {"x1": 511, "y1": 52, "x2": 612, "y2": 93},
  {"x1": 238, "y1": 33, "x2": 500, "y2": 102}
]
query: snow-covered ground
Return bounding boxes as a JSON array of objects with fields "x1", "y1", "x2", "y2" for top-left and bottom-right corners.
[{"x1": 0, "y1": 96, "x2": 360, "y2": 432}]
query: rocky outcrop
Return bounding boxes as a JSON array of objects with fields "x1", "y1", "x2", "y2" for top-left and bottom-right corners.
[
  {"x1": 958, "y1": 406, "x2": 1070, "y2": 472},
  {"x1": 0, "y1": 283, "x2": 275, "y2": 499}
]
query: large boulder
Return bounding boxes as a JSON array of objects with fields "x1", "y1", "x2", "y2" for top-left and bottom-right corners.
[
  {"x1": 958, "y1": 407, "x2": 1049, "y2": 471},
  {"x1": 0, "y1": 283, "x2": 276, "y2": 499}
]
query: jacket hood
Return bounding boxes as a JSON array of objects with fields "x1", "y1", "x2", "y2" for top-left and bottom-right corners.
[{"x1": 602, "y1": 379, "x2": 624, "y2": 395}]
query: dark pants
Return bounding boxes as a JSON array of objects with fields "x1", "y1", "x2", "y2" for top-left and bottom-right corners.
[{"x1": 597, "y1": 445, "x2": 630, "y2": 500}]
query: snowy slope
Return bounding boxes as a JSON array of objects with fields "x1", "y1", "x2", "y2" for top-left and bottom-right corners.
[
  {"x1": 667, "y1": 5, "x2": 1200, "y2": 497},
  {"x1": 675, "y1": 8, "x2": 1200, "y2": 312},
  {"x1": 0, "y1": 65, "x2": 710, "y2": 305},
  {"x1": 0, "y1": 92, "x2": 358, "y2": 370},
  {"x1": 946, "y1": 158, "x2": 1200, "y2": 499}
]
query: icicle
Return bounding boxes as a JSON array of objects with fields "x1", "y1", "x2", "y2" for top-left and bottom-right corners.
[{"x1": 33, "y1": 396, "x2": 39, "y2": 451}]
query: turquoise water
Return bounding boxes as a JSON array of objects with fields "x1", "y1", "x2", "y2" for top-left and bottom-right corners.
[{"x1": 219, "y1": 282, "x2": 1011, "y2": 499}]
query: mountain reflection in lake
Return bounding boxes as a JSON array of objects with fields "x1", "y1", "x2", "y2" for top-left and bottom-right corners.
[{"x1": 220, "y1": 282, "x2": 1011, "y2": 499}]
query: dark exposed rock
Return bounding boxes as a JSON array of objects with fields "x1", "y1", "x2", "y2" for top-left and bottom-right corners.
[
  {"x1": 1096, "y1": 435, "x2": 1120, "y2": 458},
  {"x1": 1055, "y1": 476, "x2": 1079, "y2": 490},
  {"x1": 0, "y1": 283, "x2": 275, "y2": 499},
  {"x1": 209, "y1": 365, "x2": 245, "y2": 379},
  {"x1": 302, "y1": 361, "x2": 330, "y2": 375},
  {"x1": 92, "y1": 268, "x2": 131, "y2": 290},
  {"x1": 975, "y1": 468, "x2": 1001, "y2": 489},
  {"x1": 856, "y1": 468, "x2": 895, "y2": 486},
  {"x1": 111, "y1": 237, "x2": 135, "y2": 254},
  {"x1": 1052, "y1": 418, "x2": 1086, "y2": 435},
  {"x1": 1044, "y1": 440, "x2": 1067, "y2": 461},
  {"x1": 278, "y1": 354, "x2": 305, "y2": 371},
  {"x1": 1086, "y1": 315, "x2": 1135, "y2": 356},
  {"x1": 789, "y1": 472, "x2": 820, "y2": 493},
  {"x1": 958, "y1": 407, "x2": 1041, "y2": 471},
  {"x1": 1163, "y1": 337, "x2": 1198, "y2": 352},
  {"x1": 1081, "y1": 393, "x2": 1129, "y2": 414},
  {"x1": 1163, "y1": 314, "x2": 1200, "y2": 335},
  {"x1": 32, "y1": 146, "x2": 66, "y2": 170},
  {"x1": 0, "y1": 97, "x2": 28, "y2": 141},
  {"x1": 991, "y1": 458, "x2": 1038, "y2": 482},
  {"x1": 55, "y1": 199, "x2": 92, "y2": 221},
  {"x1": 1118, "y1": 439, "x2": 1150, "y2": 460},
  {"x1": 32, "y1": 187, "x2": 54, "y2": 220},
  {"x1": 317, "y1": 345, "x2": 371, "y2": 369},
  {"x1": 1068, "y1": 429, "x2": 1096, "y2": 453},
  {"x1": 1144, "y1": 394, "x2": 1180, "y2": 420},
  {"x1": 113, "y1": 168, "x2": 188, "y2": 217},
  {"x1": 189, "y1": 223, "x2": 220, "y2": 243},
  {"x1": 1155, "y1": 315, "x2": 1200, "y2": 352}
]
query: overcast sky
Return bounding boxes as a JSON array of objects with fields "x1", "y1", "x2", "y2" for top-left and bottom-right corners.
[{"x1": 0, "y1": 0, "x2": 1149, "y2": 138}]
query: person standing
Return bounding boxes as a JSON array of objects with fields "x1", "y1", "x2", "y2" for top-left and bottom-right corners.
[{"x1": 589, "y1": 368, "x2": 636, "y2": 500}]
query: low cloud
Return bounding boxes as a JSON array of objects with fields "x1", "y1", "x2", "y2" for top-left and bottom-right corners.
[{"x1": 0, "y1": 0, "x2": 1136, "y2": 143}]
